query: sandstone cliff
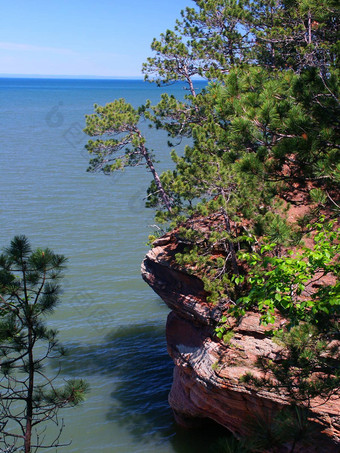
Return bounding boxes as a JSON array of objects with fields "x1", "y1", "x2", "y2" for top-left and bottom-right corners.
[{"x1": 141, "y1": 228, "x2": 340, "y2": 452}]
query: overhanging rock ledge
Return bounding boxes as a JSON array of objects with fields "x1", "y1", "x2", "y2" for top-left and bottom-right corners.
[{"x1": 141, "y1": 230, "x2": 340, "y2": 452}]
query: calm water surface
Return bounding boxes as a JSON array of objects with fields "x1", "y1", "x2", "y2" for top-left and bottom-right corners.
[{"x1": 0, "y1": 78, "x2": 227, "y2": 452}]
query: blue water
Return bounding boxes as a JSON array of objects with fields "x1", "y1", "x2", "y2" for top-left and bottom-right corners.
[{"x1": 0, "y1": 78, "x2": 227, "y2": 452}]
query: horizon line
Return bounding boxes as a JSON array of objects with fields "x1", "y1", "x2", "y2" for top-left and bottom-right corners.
[
  {"x1": 0, "y1": 73, "x2": 145, "y2": 80},
  {"x1": 0, "y1": 73, "x2": 205, "y2": 81}
]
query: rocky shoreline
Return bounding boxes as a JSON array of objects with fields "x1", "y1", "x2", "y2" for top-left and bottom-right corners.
[{"x1": 141, "y1": 228, "x2": 340, "y2": 452}]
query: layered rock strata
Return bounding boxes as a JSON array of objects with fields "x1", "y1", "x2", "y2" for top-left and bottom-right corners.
[{"x1": 141, "y1": 231, "x2": 340, "y2": 452}]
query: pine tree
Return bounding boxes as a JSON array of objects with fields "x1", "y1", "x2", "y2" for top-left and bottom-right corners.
[
  {"x1": 84, "y1": 0, "x2": 339, "y2": 297},
  {"x1": 84, "y1": 0, "x2": 339, "y2": 415},
  {"x1": 84, "y1": 99, "x2": 173, "y2": 213},
  {"x1": 0, "y1": 236, "x2": 88, "y2": 453}
]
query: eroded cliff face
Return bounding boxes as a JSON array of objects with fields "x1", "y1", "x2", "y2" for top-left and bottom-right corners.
[{"x1": 141, "y1": 230, "x2": 340, "y2": 452}]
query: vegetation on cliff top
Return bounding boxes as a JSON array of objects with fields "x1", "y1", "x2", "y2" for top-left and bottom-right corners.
[{"x1": 84, "y1": 0, "x2": 339, "y2": 421}]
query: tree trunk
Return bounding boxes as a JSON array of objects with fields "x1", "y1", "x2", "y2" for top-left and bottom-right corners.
[
  {"x1": 137, "y1": 132, "x2": 173, "y2": 213},
  {"x1": 187, "y1": 74, "x2": 197, "y2": 98},
  {"x1": 221, "y1": 207, "x2": 239, "y2": 276},
  {"x1": 25, "y1": 324, "x2": 34, "y2": 453}
]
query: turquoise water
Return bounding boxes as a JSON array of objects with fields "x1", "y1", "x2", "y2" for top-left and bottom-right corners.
[{"x1": 0, "y1": 78, "x2": 227, "y2": 452}]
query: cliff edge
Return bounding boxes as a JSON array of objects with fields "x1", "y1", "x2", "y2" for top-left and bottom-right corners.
[{"x1": 141, "y1": 227, "x2": 340, "y2": 452}]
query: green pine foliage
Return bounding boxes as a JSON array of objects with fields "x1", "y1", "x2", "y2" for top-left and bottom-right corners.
[
  {"x1": 0, "y1": 236, "x2": 88, "y2": 453},
  {"x1": 84, "y1": 0, "x2": 339, "y2": 416}
]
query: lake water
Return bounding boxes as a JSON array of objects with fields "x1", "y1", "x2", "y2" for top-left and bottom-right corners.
[{"x1": 0, "y1": 78, "x2": 228, "y2": 452}]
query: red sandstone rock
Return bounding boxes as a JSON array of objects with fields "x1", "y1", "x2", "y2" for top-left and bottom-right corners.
[{"x1": 141, "y1": 230, "x2": 340, "y2": 452}]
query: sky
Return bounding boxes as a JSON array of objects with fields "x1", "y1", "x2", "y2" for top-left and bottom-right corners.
[{"x1": 0, "y1": 0, "x2": 194, "y2": 78}]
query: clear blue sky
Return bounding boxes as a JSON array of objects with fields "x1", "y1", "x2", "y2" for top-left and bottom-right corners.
[{"x1": 0, "y1": 0, "x2": 194, "y2": 77}]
